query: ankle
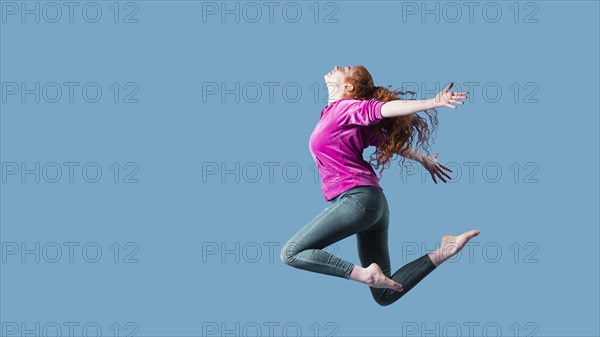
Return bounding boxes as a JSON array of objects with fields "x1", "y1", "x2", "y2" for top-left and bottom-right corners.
[
  {"x1": 427, "y1": 252, "x2": 442, "y2": 267},
  {"x1": 349, "y1": 266, "x2": 372, "y2": 284}
]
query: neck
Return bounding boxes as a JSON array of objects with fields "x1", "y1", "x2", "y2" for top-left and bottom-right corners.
[{"x1": 327, "y1": 94, "x2": 348, "y2": 105}]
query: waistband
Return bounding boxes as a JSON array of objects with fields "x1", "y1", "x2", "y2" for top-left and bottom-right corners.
[{"x1": 330, "y1": 185, "x2": 381, "y2": 203}]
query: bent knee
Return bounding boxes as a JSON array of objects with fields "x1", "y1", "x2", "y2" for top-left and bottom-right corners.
[
  {"x1": 280, "y1": 243, "x2": 298, "y2": 265},
  {"x1": 374, "y1": 290, "x2": 405, "y2": 306},
  {"x1": 375, "y1": 299, "x2": 392, "y2": 307}
]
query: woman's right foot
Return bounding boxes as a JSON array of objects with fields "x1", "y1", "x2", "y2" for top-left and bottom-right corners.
[
  {"x1": 362, "y1": 263, "x2": 404, "y2": 292},
  {"x1": 428, "y1": 229, "x2": 481, "y2": 267}
]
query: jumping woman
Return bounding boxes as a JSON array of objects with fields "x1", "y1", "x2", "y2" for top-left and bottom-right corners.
[{"x1": 280, "y1": 65, "x2": 481, "y2": 306}]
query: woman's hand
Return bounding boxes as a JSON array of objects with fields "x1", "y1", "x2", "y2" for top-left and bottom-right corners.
[
  {"x1": 429, "y1": 82, "x2": 468, "y2": 109},
  {"x1": 421, "y1": 153, "x2": 453, "y2": 184}
]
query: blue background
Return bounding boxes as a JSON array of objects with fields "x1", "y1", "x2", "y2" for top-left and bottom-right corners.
[{"x1": 1, "y1": 1, "x2": 598, "y2": 336}]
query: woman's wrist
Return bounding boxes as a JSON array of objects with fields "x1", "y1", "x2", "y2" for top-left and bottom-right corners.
[
  {"x1": 400, "y1": 146, "x2": 426, "y2": 163},
  {"x1": 425, "y1": 98, "x2": 437, "y2": 110},
  {"x1": 412, "y1": 152, "x2": 427, "y2": 165},
  {"x1": 415, "y1": 152, "x2": 427, "y2": 164}
]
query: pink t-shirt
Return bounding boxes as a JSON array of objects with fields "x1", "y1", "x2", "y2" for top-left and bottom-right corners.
[{"x1": 309, "y1": 97, "x2": 386, "y2": 201}]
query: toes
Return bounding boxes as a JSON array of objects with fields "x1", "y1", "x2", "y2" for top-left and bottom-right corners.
[
  {"x1": 466, "y1": 230, "x2": 480, "y2": 238},
  {"x1": 392, "y1": 281, "x2": 404, "y2": 292}
]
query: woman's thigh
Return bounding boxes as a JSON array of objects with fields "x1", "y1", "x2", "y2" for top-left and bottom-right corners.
[
  {"x1": 283, "y1": 186, "x2": 385, "y2": 255},
  {"x1": 356, "y1": 190, "x2": 392, "y2": 273}
]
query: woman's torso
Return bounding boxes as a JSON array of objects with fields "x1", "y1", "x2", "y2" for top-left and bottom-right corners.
[{"x1": 309, "y1": 98, "x2": 386, "y2": 201}]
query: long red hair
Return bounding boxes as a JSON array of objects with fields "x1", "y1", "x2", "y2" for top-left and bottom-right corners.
[{"x1": 344, "y1": 65, "x2": 439, "y2": 179}]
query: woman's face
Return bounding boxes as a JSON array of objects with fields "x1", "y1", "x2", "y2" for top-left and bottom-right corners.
[
  {"x1": 324, "y1": 65, "x2": 355, "y2": 93},
  {"x1": 324, "y1": 66, "x2": 354, "y2": 83}
]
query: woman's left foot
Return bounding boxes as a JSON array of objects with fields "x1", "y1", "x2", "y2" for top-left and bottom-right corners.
[{"x1": 428, "y1": 229, "x2": 481, "y2": 267}]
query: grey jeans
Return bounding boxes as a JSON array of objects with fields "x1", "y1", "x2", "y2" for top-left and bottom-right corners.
[{"x1": 281, "y1": 185, "x2": 437, "y2": 306}]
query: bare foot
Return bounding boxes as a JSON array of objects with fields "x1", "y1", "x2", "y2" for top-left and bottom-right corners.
[
  {"x1": 428, "y1": 229, "x2": 481, "y2": 267},
  {"x1": 349, "y1": 263, "x2": 404, "y2": 292}
]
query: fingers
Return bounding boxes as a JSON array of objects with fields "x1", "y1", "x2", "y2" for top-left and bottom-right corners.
[
  {"x1": 438, "y1": 168, "x2": 452, "y2": 181},
  {"x1": 430, "y1": 169, "x2": 452, "y2": 183},
  {"x1": 449, "y1": 91, "x2": 468, "y2": 97},
  {"x1": 430, "y1": 171, "x2": 438, "y2": 184},
  {"x1": 447, "y1": 92, "x2": 468, "y2": 103},
  {"x1": 439, "y1": 163, "x2": 453, "y2": 173},
  {"x1": 443, "y1": 82, "x2": 453, "y2": 92},
  {"x1": 427, "y1": 160, "x2": 453, "y2": 183},
  {"x1": 438, "y1": 87, "x2": 468, "y2": 109},
  {"x1": 435, "y1": 171, "x2": 448, "y2": 183},
  {"x1": 433, "y1": 161, "x2": 453, "y2": 181}
]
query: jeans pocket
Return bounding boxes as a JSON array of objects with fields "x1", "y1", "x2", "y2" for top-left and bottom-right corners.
[{"x1": 342, "y1": 193, "x2": 376, "y2": 212}]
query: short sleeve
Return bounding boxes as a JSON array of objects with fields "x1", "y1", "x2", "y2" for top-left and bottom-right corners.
[{"x1": 339, "y1": 98, "x2": 386, "y2": 126}]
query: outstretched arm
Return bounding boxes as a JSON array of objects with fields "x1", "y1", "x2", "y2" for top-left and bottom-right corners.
[
  {"x1": 397, "y1": 146, "x2": 453, "y2": 184},
  {"x1": 397, "y1": 145, "x2": 426, "y2": 163},
  {"x1": 380, "y1": 82, "x2": 468, "y2": 118},
  {"x1": 381, "y1": 99, "x2": 433, "y2": 118}
]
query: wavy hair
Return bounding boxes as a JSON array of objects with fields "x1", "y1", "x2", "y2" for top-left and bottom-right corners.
[{"x1": 343, "y1": 65, "x2": 439, "y2": 179}]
